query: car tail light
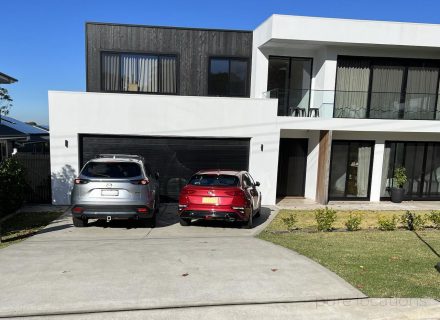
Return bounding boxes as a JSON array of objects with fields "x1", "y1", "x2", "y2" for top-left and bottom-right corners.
[
  {"x1": 136, "y1": 207, "x2": 149, "y2": 213},
  {"x1": 225, "y1": 190, "x2": 245, "y2": 197},
  {"x1": 131, "y1": 179, "x2": 149, "y2": 185},
  {"x1": 180, "y1": 189, "x2": 195, "y2": 195},
  {"x1": 72, "y1": 206, "x2": 84, "y2": 214},
  {"x1": 74, "y1": 179, "x2": 89, "y2": 184}
]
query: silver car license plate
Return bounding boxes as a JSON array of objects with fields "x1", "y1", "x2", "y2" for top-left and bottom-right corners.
[{"x1": 101, "y1": 190, "x2": 119, "y2": 196}]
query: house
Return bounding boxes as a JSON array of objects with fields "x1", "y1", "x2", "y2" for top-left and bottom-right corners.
[
  {"x1": 0, "y1": 72, "x2": 17, "y2": 85},
  {"x1": 0, "y1": 115, "x2": 49, "y2": 161},
  {"x1": 49, "y1": 15, "x2": 440, "y2": 205}
]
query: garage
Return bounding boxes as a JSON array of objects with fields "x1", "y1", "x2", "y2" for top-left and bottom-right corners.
[{"x1": 79, "y1": 134, "x2": 250, "y2": 202}]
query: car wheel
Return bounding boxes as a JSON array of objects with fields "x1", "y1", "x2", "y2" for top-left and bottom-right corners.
[
  {"x1": 243, "y1": 208, "x2": 253, "y2": 229},
  {"x1": 255, "y1": 200, "x2": 262, "y2": 218},
  {"x1": 179, "y1": 218, "x2": 191, "y2": 226},
  {"x1": 141, "y1": 214, "x2": 156, "y2": 228},
  {"x1": 72, "y1": 216, "x2": 87, "y2": 227},
  {"x1": 154, "y1": 196, "x2": 160, "y2": 214}
]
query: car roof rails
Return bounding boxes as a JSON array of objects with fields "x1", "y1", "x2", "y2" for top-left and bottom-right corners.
[{"x1": 95, "y1": 154, "x2": 144, "y2": 161}]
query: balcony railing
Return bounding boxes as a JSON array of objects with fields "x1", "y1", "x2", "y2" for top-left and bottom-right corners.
[{"x1": 264, "y1": 88, "x2": 440, "y2": 120}]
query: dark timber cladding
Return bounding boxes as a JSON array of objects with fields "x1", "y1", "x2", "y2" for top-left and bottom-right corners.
[{"x1": 86, "y1": 22, "x2": 253, "y2": 95}]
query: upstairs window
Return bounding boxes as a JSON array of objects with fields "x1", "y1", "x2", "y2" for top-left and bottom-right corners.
[
  {"x1": 208, "y1": 57, "x2": 249, "y2": 97},
  {"x1": 101, "y1": 52, "x2": 177, "y2": 94}
]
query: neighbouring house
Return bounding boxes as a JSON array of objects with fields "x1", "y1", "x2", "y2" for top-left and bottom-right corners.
[
  {"x1": 0, "y1": 115, "x2": 51, "y2": 203},
  {"x1": 49, "y1": 15, "x2": 440, "y2": 205},
  {"x1": 0, "y1": 115, "x2": 49, "y2": 160},
  {"x1": 0, "y1": 72, "x2": 17, "y2": 85}
]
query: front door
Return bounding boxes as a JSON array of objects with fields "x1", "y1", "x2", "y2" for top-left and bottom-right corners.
[{"x1": 276, "y1": 138, "x2": 308, "y2": 197}]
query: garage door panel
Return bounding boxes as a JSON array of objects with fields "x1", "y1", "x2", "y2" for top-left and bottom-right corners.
[{"x1": 80, "y1": 135, "x2": 250, "y2": 202}]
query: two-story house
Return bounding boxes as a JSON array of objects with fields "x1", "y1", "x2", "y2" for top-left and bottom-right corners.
[{"x1": 49, "y1": 15, "x2": 440, "y2": 205}]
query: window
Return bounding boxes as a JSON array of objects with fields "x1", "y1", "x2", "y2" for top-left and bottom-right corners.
[
  {"x1": 381, "y1": 142, "x2": 440, "y2": 199},
  {"x1": 329, "y1": 141, "x2": 374, "y2": 200},
  {"x1": 101, "y1": 52, "x2": 177, "y2": 94},
  {"x1": 188, "y1": 174, "x2": 239, "y2": 187},
  {"x1": 82, "y1": 162, "x2": 142, "y2": 178},
  {"x1": 267, "y1": 57, "x2": 313, "y2": 116},
  {"x1": 335, "y1": 57, "x2": 440, "y2": 120},
  {"x1": 242, "y1": 174, "x2": 253, "y2": 188},
  {"x1": 208, "y1": 57, "x2": 249, "y2": 97}
]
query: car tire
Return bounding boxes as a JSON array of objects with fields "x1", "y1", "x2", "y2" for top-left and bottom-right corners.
[
  {"x1": 255, "y1": 200, "x2": 262, "y2": 218},
  {"x1": 140, "y1": 214, "x2": 156, "y2": 228},
  {"x1": 179, "y1": 218, "x2": 191, "y2": 226},
  {"x1": 72, "y1": 216, "x2": 87, "y2": 227},
  {"x1": 243, "y1": 208, "x2": 253, "y2": 229},
  {"x1": 154, "y1": 196, "x2": 160, "y2": 214}
]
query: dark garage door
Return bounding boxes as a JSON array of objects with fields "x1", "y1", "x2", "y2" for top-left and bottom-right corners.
[{"x1": 79, "y1": 135, "x2": 250, "y2": 202}]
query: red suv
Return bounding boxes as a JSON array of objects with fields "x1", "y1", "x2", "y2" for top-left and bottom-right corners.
[{"x1": 178, "y1": 170, "x2": 261, "y2": 228}]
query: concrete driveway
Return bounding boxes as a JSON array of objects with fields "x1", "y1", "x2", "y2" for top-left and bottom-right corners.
[{"x1": 0, "y1": 205, "x2": 368, "y2": 318}]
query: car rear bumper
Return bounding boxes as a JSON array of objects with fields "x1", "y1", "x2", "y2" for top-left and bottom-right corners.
[
  {"x1": 179, "y1": 210, "x2": 246, "y2": 222},
  {"x1": 71, "y1": 205, "x2": 154, "y2": 219}
]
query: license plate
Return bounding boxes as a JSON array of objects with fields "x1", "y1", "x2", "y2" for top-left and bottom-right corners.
[
  {"x1": 101, "y1": 190, "x2": 119, "y2": 196},
  {"x1": 202, "y1": 197, "x2": 218, "y2": 204}
]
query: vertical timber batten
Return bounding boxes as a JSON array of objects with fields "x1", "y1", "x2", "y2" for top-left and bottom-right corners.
[{"x1": 316, "y1": 130, "x2": 332, "y2": 204}]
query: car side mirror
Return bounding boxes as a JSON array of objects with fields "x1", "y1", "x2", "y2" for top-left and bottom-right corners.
[
  {"x1": 155, "y1": 171, "x2": 160, "y2": 180},
  {"x1": 255, "y1": 181, "x2": 260, "y2": 187}
]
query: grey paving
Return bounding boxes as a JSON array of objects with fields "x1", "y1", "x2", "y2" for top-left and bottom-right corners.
[{"x1": 0, "y1": 205, "x2": 366, "y2": 318}]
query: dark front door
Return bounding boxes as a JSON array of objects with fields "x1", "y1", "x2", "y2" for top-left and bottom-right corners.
[
  {"x1": 79, "y1": 135, "x2": 250, "y2": 202},
  {"x1": 276, "y1": 138, "x2": 308, "y2": 197}
]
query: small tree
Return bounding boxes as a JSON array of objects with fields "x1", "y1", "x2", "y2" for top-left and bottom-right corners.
[
  {"x1": 393, "y1": 167, "x2": 407, "y2": 189},
  {"x1": 0, "y1": 87, "x2": 13, "y2": 120}
]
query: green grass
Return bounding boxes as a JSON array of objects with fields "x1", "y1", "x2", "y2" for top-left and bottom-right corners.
[
  {"x1": 0, "y1": 212, "x2": 62, "y2": 249},
  {"x1": 259, "y1": 210, "x2": 440, "y2": 298}
]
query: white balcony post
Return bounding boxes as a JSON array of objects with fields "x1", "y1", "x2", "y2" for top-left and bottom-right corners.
[{"x1": 370, "y1": 140, "x2": 385, "y2": 202}]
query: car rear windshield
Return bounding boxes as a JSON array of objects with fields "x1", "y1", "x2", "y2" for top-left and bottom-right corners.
[
  {"x1": 188, "y1": 174, "x2": 239, "y2": 187},
  {"x1": 81, "y1": 162, "x2": 142, "y2": 179}
]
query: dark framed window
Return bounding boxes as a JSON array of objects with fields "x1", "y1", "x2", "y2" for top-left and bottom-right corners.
[
  {"x1": 208, "y1": 57, "x2": 249, "y2": 97},
  {"x1": 329, "y1": 140, "x2": 375, "y2": 200},
  {"x1": 101, "y1": 52, "x2": 178, "y2": 94},
  {"x1": 381, "y1": 141, "x2": 440, "y2": 200},
  {"x1": 267, "y1": 56, "x2": 313, "y2": 116},
  {"x1": 335, "y1": 56, "x2": 440, "y2": 120}
]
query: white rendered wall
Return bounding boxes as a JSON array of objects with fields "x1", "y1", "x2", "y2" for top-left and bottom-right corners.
[
  {"x1": 267, "y1": 15, "x2": 440, "y2": 48},
  {"x1": 49, "y1": 92, "x2": 279, "y2": 206}
]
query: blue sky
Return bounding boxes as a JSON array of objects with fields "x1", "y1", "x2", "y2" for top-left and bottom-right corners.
[{"x1": 2, "y1": 0, "x2": 440, "y2": 125}]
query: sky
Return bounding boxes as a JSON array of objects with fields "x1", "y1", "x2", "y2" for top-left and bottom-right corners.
[{"x1": 2, "y1": 0, "x2": 440, "y2": 125}]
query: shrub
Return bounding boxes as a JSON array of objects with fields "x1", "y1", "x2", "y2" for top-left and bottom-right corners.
[
  {"x1": 345, "y1": 212, "x2": 363, "y2": 231},
  {"x1": 282, "y1": 213, "x2": 298, "y2": 232},
  {"x1": 0, "y1": 157, "x2": 27, "y2": 219},
  {"x1": 315, "y1": 207, "x2": 337, "y2": 231},
  {"x1": 428, "y1": 210, "x2": 440, "y2": 229},
  {"x1": 393, "y1": 167, "x2": 407, "y2": 188},
  {"x1": 378, "y1": 215, "x2": 397, "y2": 231},
  {"x1": 400, "y1": 211, "x2": 426, "y2": 231}
]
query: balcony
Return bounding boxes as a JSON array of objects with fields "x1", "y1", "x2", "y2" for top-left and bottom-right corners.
[{"x1": 264, "y1": 89, "x2": 440, "y2": 120}]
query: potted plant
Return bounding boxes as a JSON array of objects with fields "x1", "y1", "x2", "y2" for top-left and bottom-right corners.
[{"x1": 391, "y1": 166, "x2": 407, "y2": 203}]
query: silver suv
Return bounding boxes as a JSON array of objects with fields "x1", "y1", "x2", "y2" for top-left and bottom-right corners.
[{"x1": 71, "y1": 154, "x2": 160, "y2": 228}]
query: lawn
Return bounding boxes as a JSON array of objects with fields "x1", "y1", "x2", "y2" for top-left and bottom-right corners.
[
  {"x1": 0, "y1": 211, "x2": 63, "y2": 249},
  {"x1": 259, "y1": 210, "x2": 440, "y2": 298}
]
